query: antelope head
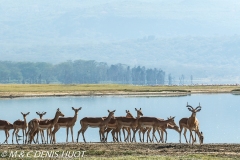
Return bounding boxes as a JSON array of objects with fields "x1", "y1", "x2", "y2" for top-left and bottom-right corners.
[
  {"x1": 168, "y1": 116, "x2": 177, "y2": 126},
  {"x1": 135, "y1": 108, "x2": 143, "y2": 117},
  {"x1": 56, "y1": 108, "x2": 64, "y2": 117},
  {"x1": 167, "y1": 116, "x2": 177, "y2": 126},
  {"x1": 107, "y1": 110, "x2": 116, "y2": 118},
  {"x1": 72, "y1": 107, "x2": 82, "y2": 115},
  {"x1": 21, "y1": 112, "x2": 30, "y2": 118},
  {"x1": 126, "y1": 110, "x2": 134, "y2": 118},
  {"x1": 36, "y1": 111, "x2": 47, "y2": 119},
  {"x1": 186, "y1": 102, "x2": 201, "y2": 117}
]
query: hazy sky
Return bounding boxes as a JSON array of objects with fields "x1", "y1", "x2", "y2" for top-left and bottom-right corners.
[
  {"x1": 1, "y1": 0, "x2": 240, "y2": 43},
  {"x1": 1, "y1": 0, "x2": 240, "y2": 82}
]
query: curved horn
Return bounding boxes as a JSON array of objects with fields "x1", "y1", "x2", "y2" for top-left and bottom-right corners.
[
  {"x1": 195, "y1": 102, "x2": 201, "y2": 110},
  {"x1": 186, "y1": 102, "x2": 194, "y2": 110}
]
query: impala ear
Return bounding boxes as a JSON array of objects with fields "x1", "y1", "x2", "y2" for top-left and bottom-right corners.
[
  {"x1": 113, "y1": 110, "x2": 116, "y2": 112},
  {"x1": 43, "y1": 112, "x2": 47, "y2": 115},
  {"x1": 108, "y1": 110, "x2": 110, "y2": 112},
  {"x1": 126, "y1": 110, "x2": 128, "y2": 113},
  {"x1": 188, "y1": 108, "x2": 192, "y2": 111},
  {"x1": 72, "y1": 107, "x2": 74, "y2": 110},
  {"x1": 21, "y1": 112, "x2": 23, "y2": 115},
  {"x1": 140, "y1": 108, "x2": 141, "y2": 110},
  {"x1": 36, "y1": 112, "x2": 39, "y2": 115},
  {"x1": 79, "y1": 107, "x2": 82, "y2": 110},
  {"x1": 135, "y1": 108, "x2": 137, "y2": 111},
  {"x1": 27, "y1": 112, "x2": 30, "y2": 115}
]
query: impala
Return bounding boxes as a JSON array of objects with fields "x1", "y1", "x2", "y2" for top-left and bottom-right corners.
[
  {"x1": 28, "y1": 108, "x2": 64, "y2": 144},
  {"x1": 179, "y1": 117, "x2": 192, "y2": 143},
  {"x1": 76, "y1": 110, "x2": 116, "y2": 143},
  {"x1": 26, "y1": 111, "x2": 47, "y2": 144},
  {"x1": 186, "y1": 102, "x2": 202, "y2": 145},
  {"x1": 114, "y1": 108, "x2": 143, "y2": 142},
  {"x1": 51, "y1": 107, "x2": 82, "y2": 143},
  {"x1": 152, "y1": 117, "x2": 180, "y2": 143},
  {"x1": 135, "y1": 116, "x2": 176, "y2": 143},
  {"x1": 12, "y1": 112, "x2": 30, "y2": 144},
  {"x1": 0, "y1": 119, "x2": 13, "y2": 144},
  {"x1": 104, "y1": 110, "x2": 134, "y2": 142}
]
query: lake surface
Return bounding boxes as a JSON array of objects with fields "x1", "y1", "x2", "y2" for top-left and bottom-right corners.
[{"x1": 0, "y1": 94, "x2": 239, "y2": 144}]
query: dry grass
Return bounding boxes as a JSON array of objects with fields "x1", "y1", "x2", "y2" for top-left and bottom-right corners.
[
  {"x1": 0, "y1": 84, "x2": 239, "y2": 98},
  {"x1": 0, "y1": 84, "x2": 239, "y2": 92}
]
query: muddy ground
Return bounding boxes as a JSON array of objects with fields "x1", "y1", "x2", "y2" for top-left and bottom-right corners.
[{"x1": 1, "y1": 143, "x2": 240, "y2": 159}]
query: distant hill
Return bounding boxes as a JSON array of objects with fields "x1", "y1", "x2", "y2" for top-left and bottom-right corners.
[{"x1": 1, "y1": 0, "x2": 240, "y2": 84}]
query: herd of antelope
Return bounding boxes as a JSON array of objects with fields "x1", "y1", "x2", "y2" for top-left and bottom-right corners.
[{"x1": 0, "y1": 103, "x2": 204, "y2": 145}]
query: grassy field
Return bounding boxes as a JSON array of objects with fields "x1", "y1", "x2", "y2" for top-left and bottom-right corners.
[{"x1": 0, "y1": 84, "x2": 239, "y2": 98}]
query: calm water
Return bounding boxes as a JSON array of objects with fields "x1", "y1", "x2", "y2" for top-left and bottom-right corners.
[{"x1": 0, "y1": 94, "x2": 239, "y2": 144}]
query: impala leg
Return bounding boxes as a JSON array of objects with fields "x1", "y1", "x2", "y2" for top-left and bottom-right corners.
[
  {"x1": 132, "y1": 127, "x2": 139, "y2": 142},
  {"x1": 37, "y1": 130, "x2": 41, "y2": 144},
  {"x1": 111, "y1": 129, "x2": 116, "y2": 142},
  {"x1": 138, "y1": 130, "x2": 142, "y2": 142},
  {"x1": 164, "y1": 130, "x2": 167, "y2": 143},
  {"x1": 116, "y1": 127, "x2": 121, "y2": 142},
  {"x1": 25, "y1": 127, "x2": 30, "y2": 144},
  {"x1": 128, "y1": 128, "x2": 131, "y2": 143},
  {"x1": 99, "y1": 129, "x2": 102, "y2": 142},
  {"x1": 147, "y1": 128, "x2": 151, "y2": 143},
  {"x1": 46, "y1": 129, "x2": 49, "y2": 144},
  {"x1": 179, "y1": 127, "x2": 182, "y2": 143},
  {"x1": 118, "y1": 128, "x2": 122, "y2": 142},
  {"x1": 41, "y1": 130, "x2": 45, "y2": 144},
  {"x1": 194, "y1": 130, "x2": 197, "y2": 142},
  {"x1": 71, "y1": 127, "x2": 74, "y2": 143},
  {"x1": 12, "y1": 128, "x2": 16, "y2": 144},
  {"x1": 15, "y1": 129, "x2": 19, "y2": 144},
  {"x1": 155, "y1": 129, "x2": 160, "y2": 143},
  {"x1": 66, "y1": 127, "x2": 69, "y2": 143},
  {"x1": 156, "y1": 129, "x2": 161, "y2": 143},
  {"x1": 114, "y1": 129, "x2": 119, "y2": 142},
  {"x1": 3, "y1": 130, "x2": 8, "y2": 144},
  {"x1": 104, "y1": 128, "x2": 111, "y2": 142},
  {"x1": 76, "y1": 129, "x2": 81, "y2": 143},
  {"x1": 189, "y1": 129, "x2": 195, "y2": 145},
  {"x1": 122, "y1": 128, "x2": 126, "y2": 141},
  {"x1": 183, "y1": 128, "x2": 188, "y2": 143},
  {"x1": 48, "y1": 128, "x2": 53, "y2": 144},
  {"x1": 142, "y1": 130, "x2": 146, "y2": 143},
  {"x1": 7, "y1": 130, "x2": 10, "y2": 144},
  {"x1": 151, "y1": 128, "x2": 156, "y2": 143},
  {"x1": 81, "y1": 127, "x2": 88, "y2": 143},
  {"x1": 22, "y1": 129, "x2": 25, "y2": 144},
  {"x1": 126, "y1": 128, "x2": 130, "y2": 142}
]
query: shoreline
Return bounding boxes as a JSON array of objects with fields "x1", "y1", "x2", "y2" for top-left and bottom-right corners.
[
  {"x1": 0, "y1": 91, "x2": 237, "y2": 99},
  {"x1": 0, "y1": 84, "x2": 239, "y2": 98}
]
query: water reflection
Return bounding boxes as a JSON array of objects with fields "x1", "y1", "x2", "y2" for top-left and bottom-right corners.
[{"x1": 0, "y1": 94, "x2": 239, "y2": 144}]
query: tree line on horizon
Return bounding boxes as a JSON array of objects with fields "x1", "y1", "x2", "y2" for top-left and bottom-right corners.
[{"x1": 0, "y1": 60, "x2": 165, "y2": 85}]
